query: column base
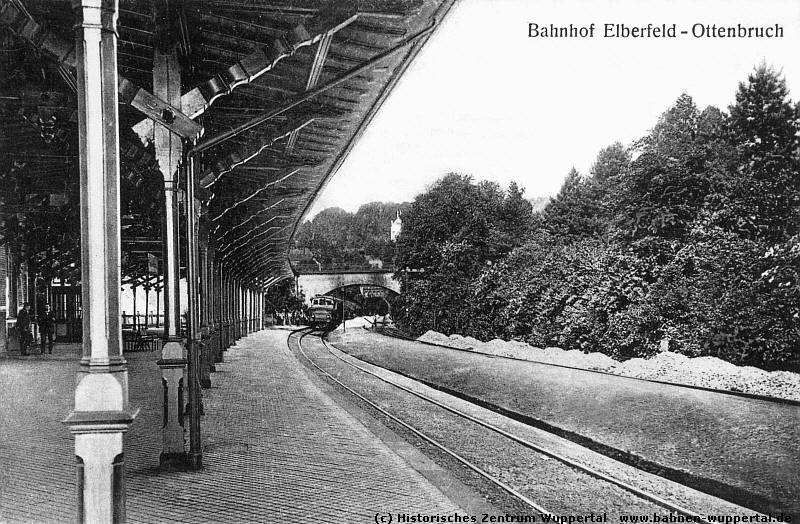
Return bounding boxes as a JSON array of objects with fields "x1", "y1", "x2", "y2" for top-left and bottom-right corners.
[
  {"x1": 188, "y1": 451, "x2": 203, "y2": 470},
  {"x1": 214, "y1": 330, "x2": 223, "y2": 362},
  {"x1": 159, "y1": 452, "x2": 189, "y2": 471},
  {"x1": 203, "y1": 329, "x2": 216, "y2": 372},
  {"x1": 158, "y1": 340, "x2": 187, "y2": 464},
  {"x1": 201, "y1": 378, "x2": 212, "y2": 388},
  {"x1": 64, "y1": 408, "x2": 137, "y2": 524}
]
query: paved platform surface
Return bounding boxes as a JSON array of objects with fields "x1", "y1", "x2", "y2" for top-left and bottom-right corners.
[{"x1": 0, "y1": 329, "x2": 463, "y2": 523}]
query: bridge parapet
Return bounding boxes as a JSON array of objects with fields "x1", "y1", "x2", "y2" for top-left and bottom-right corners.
[
  {"x1": 292, "y1": 262, "x2": 396, "y2": 274},
  {"x1": 296, "y1": 270, "x2": 400, "y2": 305}
]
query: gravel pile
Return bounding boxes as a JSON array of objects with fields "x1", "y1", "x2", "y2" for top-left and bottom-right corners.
[
  {"x1": 415, "y1": 330, "x2": 800, "y2": 402},
  {"x1": 417, "y1": 330, "x2": 454, "y2": 345},
  {"x1": 439, "y1": 333, "x2": 476, "y2": 349}
]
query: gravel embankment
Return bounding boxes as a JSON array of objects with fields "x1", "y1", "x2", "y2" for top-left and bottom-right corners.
[{"x1": 417, "y1": 330, "x2": 800, "y2": 402}]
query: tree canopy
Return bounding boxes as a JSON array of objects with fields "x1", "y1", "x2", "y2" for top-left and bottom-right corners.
[
  {"x1": 292, "y1": 201, "x2": 410, "y2": 270},
  {"x1": 392, "y1": 174, "x2": 535, "y2": 334},
  {"x1": 393, "y1": 65, "x2": 800, "y2": 371}
]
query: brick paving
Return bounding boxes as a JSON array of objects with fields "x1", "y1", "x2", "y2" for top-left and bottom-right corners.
[{"x1": 0, "y1": 330, "x2": 462, "y2": 523}]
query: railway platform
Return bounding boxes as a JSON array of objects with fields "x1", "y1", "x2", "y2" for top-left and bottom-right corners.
[{"x1": 0, "y1": 328, "x2": 485, "y2": 523}]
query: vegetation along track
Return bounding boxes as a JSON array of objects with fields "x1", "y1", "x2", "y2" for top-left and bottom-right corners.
[{"x1": 288, "y1": 327, "x2": 746, "y2": 521}]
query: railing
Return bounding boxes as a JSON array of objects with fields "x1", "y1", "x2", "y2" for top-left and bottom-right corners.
[
  {"x1": 120, "y1": 314, "x2": 168, "y2": 352},
  {"x1": 122, "y1": 328, "x2": 160, "y2": 352},
  {"x1": 121, "y1": 313, "x2": 164, "y2": 329},
  {"x1": 293, "y1": 262, "x2": 396, "y2": 274}
]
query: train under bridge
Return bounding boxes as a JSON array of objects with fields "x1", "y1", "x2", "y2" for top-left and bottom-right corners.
[{"x1": 296, "y1": 269, "x2": 400, "y2": 305}]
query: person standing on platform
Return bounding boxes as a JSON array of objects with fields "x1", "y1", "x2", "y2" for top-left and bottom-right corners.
[
  {"x1": 38, "y1": 304, "x2": 56, "y2": 354},
  {"x1": 17, "y1": 303, "x2": 32, "y2": 356}
]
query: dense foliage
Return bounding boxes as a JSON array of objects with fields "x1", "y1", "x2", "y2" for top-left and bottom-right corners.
[
  {"x1": 292, "y1": 201, "x2": 410, "y2": 270},
  {"x1": 392, "y1": 174, "x2": 534, "y2": 334},
  {"x1": 395, "y1": 65, "x2": 800, "y2": 370},
  {"x1": 263, "y1": 279, "x2": 305, "y2": 314}
]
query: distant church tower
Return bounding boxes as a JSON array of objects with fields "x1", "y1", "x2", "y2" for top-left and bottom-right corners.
[{"x1": 390, "y1": 211, "x2": 402, "y2": 241}]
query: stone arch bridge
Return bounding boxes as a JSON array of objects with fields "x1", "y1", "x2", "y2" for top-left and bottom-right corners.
[{"x1": 296, "y1": 270, "x2": 400, "y2": 305}]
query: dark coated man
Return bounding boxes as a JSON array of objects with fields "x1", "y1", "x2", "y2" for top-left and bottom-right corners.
[
  {"x1": 17, "y1": 303, "x2": 32, "y2": 356},
  {"x1": 38, "y1": 304, "x2": 56, "y2": 354}
]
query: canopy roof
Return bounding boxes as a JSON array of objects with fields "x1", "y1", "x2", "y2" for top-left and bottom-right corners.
[{"x1": 0, "y1": 0, "x2": 455, "y2": 289}]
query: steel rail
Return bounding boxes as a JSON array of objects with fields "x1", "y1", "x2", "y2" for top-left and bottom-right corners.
[
  {"x1": 315, "y1": 333, "x2": 715, "y2": 523},
  {"x1": 289, "y1": 328, "x2": 553, "y2": 517}
]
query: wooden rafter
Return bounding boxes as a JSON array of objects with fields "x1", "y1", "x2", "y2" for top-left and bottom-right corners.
[
  {"x1": 198, "y1": 115, "x2": 314, "y2": 188},
  {"x1": 132, "y1": 5, "x2": 359, "y2": 141},
  {"x1": 211, "y1": 167, "x2": 302, "y2": 222},
  {"x1": 1, "y1": 0, "x2": 455, "y2": 289},
  {"x1": 0, "y1": 0, "x2": 203, "y2": 139},
  {"x1": 215, "y1": 204, "x2": 289, "y2": 243},
  {"x1": 285, "y1": 26, "x2": 336, "y2": 154}
]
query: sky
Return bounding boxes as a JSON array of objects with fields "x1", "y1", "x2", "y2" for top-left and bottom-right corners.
[{"x1": 306, "y1": 0, "x2": 800, "y2": 218}]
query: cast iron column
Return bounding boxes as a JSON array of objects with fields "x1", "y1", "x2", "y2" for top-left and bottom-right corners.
[
  {"x1": 214, "y1": 260, "x2": 223, "y2": 361},
  {"x1": 233, "y1": 279, "x2": 239, "y2": 341},
  {"x1": 252, "y1": 289, "x2": 256, "y2": 330},
  {"x1": 198, "y1": 235, "x2": 211, "y2": 387},
  {"x1": 63, "y1": 1, "x2": 136, "y2": 521},
  {"x1": 154, "y1": 20, "x2": 187, "y2": 468},
  {"x1": 239, "y1": 282, "x2": 245, "y2": 337},
  {"x1": 184, "y1": 150, "x2": 203, "y2": 469},
  {"x1": 246, "y1": 288, "x2": 251, "y2": 333},
  {"x1": 223, "y1": 273, "x2": 229, "y2": 348}
]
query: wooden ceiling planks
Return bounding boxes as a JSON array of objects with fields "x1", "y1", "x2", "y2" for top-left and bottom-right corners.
[{"x1": 0, "y1": 0, "x2": 456, "y2": 288}]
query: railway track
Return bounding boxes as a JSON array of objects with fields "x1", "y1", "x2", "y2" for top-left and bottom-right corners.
[
  {"x1": 289, "y1": 327, "x2": 748, "y2": 520},
  {"x1": 377, "y1": 327, "x2": 800, "y2": 407}
]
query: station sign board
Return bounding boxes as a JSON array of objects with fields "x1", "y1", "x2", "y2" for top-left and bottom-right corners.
[{"x1": 360, "y1": 285, "x2": 387, "y2": 298}]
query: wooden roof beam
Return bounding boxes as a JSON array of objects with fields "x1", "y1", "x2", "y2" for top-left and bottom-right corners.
[
  {"x1": 0, "y1": 0, "x2": 202, "y2": 139},
  {"x1": 213, "y1": 196, "x2": 288, "y2": 236},
  {"x1": 190, "y1": 18, "x2": 436, "y2": 155},
  {"x1": 213, "y1": 201, "x2": 288, "y2": 240},
  {"x1": 235, "y1": 260, "x2": 286, "y2": 287},
  {"x1": 211, "y1": 167, "x2": 301, "y2": 222},
  {"x1": 259, "y1": 275, "x2": 284, "y2": 291},
  {"x1": 257, "y1": 152, "x2": 324, "y2": 168},
  {"x1": 286, "y1": 27, "x2": 334, "y2": 154},
  {"x1": 199, "y1": 116, "x2": 314, "y2": 188},
  {"x1": 133, "y1": 5, "x2": 359, "y2": 141},
  {"x1": 202, "y1": 2, "x2": 423, "y2": 19},
  {"x1": 217, "y1": 221, "x2": 295, "y2": 267},
  {"x1": 218, "y1": 215, "x2": 289, "y2": 253},
  {"x1": 224, "y1": 242, "x2": 286, "y2": 270},
  {"x1": 10, "y1": 102, "x2": 162, "y2": 205},
  {"x1": 193, "y1": 11, "x2": 286, "y2": 38},
  {"x1": 223, "y1": 238, "x2": 289, "y2": 275},
  {"x1": 225, "y1": 253, "x2": 286, "y2": 285}
]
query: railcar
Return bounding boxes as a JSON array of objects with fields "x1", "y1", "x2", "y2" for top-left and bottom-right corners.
[{"x1": 308, "y1": 295, "x2": 343, "y2": 330}]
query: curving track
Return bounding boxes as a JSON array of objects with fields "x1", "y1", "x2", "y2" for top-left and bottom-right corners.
[
  {"x1": 337, "y1": 328, "x2": 800, "y2": 518},
  {"x1": 288, "y1": 328, "x2": 754, "y2": 519}
]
